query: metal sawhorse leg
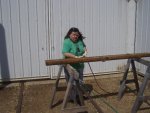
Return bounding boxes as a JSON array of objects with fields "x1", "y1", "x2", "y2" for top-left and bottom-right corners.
[
  {"x1": 131, "y1": 59, "x2": 150, "y2": 113},
  {"x1": 50, "y1": 65, "x2": 88, "y2": 113},
  {"x1": 118, "y1": 59, "x2": 139, "y2": 100},
  {"x1": 50, "y1": 65, "x2": 64, "y2": 108},
  {"x1": 61, "y1": 76, "x2": 87, "y2": 113}
]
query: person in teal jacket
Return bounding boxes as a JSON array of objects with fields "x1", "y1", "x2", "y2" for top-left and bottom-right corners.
[
  {"x1": 62, "y1": 27, "x2": 87, "y2": 102},
  {"x1": 62, "y1": 27, "x2": 87, "y2": 82}
]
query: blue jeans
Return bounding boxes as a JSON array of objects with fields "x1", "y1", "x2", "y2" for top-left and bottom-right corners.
[
  {"x1": 64, "y1": 66, "x2": 84, "y2": 82},
  {"x1": 64, "y1": 65, "x2": 84, "y2": 100}
]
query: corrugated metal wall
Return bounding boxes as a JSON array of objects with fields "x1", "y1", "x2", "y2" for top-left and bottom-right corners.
[
  {"x1": 135, "y1": 0, "x2": 150, "y2": 74},
  {"x1": 50, "y1": 0, "x2": 128, "y2": 78},
  {"x1": 0, "y1": 0, "x2": 49, "y2": 81},
  {"x1": 0, "y1": 0, "x2": 129, "y2": 80}
]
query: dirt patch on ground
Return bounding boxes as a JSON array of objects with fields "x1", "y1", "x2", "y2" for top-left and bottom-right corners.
[{"x1": 0, "y1": 74, "x2": 150, "y2": 113}]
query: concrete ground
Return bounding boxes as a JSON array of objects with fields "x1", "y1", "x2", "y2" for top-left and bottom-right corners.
[{"x1": 0, "y1": 73, "x2": 150, "y2": 113}]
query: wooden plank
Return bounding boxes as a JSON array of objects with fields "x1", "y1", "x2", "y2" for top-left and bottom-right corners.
[{"x1": 46, "y1": 53, "x2": 150, "y2": 66}]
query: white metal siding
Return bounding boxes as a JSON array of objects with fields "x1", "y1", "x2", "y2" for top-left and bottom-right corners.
[
  {"x1": 135, "y1": 0, "x2": 150, "y2": 74},
  {"x1": 0, "y1": 0, "x2": 130, "y2": 80},
  {"x1": 49, "y1": 0, "x2": 128, "y2": 78},
  {"x1": 0, "y1": 0, "x2": 49, "y2": 80}
]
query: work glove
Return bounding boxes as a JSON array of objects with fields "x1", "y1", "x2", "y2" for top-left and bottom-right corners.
[
  {"x1": 82, "y1": 51, "x2": 87, "y2": 57},
  {"x1": 75, "y1": 56, "x2": 84, "y2": 58},
  {"x1": 75, "y1": 51, "x2": 88, "y2": 58}
]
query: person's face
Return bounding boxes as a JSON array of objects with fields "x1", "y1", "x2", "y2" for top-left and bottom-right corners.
[{"x1": 69, "y1": 32, "x2": 79, "y2": 42}]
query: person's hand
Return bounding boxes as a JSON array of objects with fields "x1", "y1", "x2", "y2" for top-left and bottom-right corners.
[
  {"x1": 74, "y1": 49, "x2": 88, "y2": 58},
  {"x1": 75, "y1": 56, "x2": 84, "y2": 58},
  {"x1": 82, "y1": 51, "x2": 87, "y2": 57}
]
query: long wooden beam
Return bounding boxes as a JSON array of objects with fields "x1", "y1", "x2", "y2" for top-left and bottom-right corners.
[{"x1": 45, "y1": 53, "x2": 150, "y2": 66}]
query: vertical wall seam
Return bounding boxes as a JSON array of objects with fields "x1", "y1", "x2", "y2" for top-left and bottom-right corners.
[
  {"x1": 83, "y1": 0, "x2": 85, "y2": 34},
  {"x1": 36, "y1": 0, "x2": 40, "y2": 75},
  {"x1": 118, "y1": 0, "x2": 120, "y2": 54},
  {"x1": 112, "y1": 0, "x2": 115, "y2": 70},
  {"x1": 45, "y1": 0, "x2": 49, "y2": 76},
  {"x1": 18, "y1": 0, "x2": 24, "y2": 77},
  {"x1": 51, "y1": 0, "x2": 54, "y2": 76},
  {"x1": 140, "y1": 1, "x2": 144, "y2": 53},
  {"x1": 50, "y1": 0, "x2": 53, "y2": 75},
  {"x1": 75, "y1": 0, "x2": 77, "y2": 27},
  {"x1": 27, "y1": 0, "x2": 32, "y2": 76},
  {"x1": 48, "y1": 0, "x2": 51, "y2": 77},
  {"x1": 98, "y1": 0, "x2": 100, "y2": 71},
  {"x1": 47, "y1": 0, "x2": 51, "y2": 77},
  {"x1": 112, "y1": 1, "x2": 114, "y2": 53},
  {"x1": 0, "y1": 0, "x2": 2, "y2": 22},
  {"x1": 45, "y1": 0, "x2": 48, "y2": 75},
  {"x1": 69, "y1": 0, "x2": 70, "y2": 27},
  {"x1": 134, "y1": 1, "x2": 138, "y2": 53},
  {"x1": 106, "y1": 0, "x2": 107, "y2": 55},
  {"x1": 60, "y1": 0, "x2": 62, "y2": 53},
  {"x1": 9, "y1": 0, "x2": 16, "y2": 77},
  {"x1": 104, "y1": 0, "x2": 107, "y2": 71},
  {"x1": 98, "y1": 0, "x2": 100, "y2": 70},
  {"x1": 145, "y1": 0, "x2": 149, "y2": 52},
  {"x1": 48, "y1": 0, "x2": 50, "y2": 61},
  {"x1": 91, "y1": 0, "x2": 93, "y2": 56}
]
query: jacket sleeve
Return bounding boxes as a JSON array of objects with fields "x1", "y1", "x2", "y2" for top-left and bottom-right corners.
[{"x1": 62, "y1": 40, "x2": 70, "y2": 53}]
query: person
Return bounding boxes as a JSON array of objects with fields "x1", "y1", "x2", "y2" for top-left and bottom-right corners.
[
  {"x1": 62, "y1": 27, "x2": 87, "y2": 102},
  {"x1": 62, "y1": 27, "x2": 87, "y2": 82}
]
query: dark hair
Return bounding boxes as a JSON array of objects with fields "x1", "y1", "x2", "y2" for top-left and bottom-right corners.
[{"x1": 64, "y1": 27, "x2": 85, "y2": 40}]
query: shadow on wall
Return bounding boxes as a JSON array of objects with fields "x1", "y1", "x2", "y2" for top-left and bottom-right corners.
[{"x1": 0, "y1": 24, "x2": 10, "y2": 89}]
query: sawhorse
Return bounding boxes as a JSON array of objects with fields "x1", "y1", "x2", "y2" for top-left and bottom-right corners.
[
  {"x1": 118, "y1": 59, "x2": 139, "y2": 100},
  {"x1": 118, "y1": 58, "x2": 150, "y2": 113},
  {"x1": 50, "y1": 65, "x2": 88, "y2": 113}
]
